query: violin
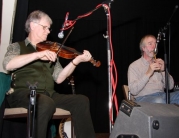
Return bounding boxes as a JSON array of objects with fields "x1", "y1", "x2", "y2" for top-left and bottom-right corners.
[{"x1": 36, "y1": 41, "x2": 101, "y2": 67}]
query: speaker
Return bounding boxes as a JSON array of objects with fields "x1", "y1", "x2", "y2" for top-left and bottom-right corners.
[{"x1": 110, "y1": 100, "x2": 179, "y2": 138}]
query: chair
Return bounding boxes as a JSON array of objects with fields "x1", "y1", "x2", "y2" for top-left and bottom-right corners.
[
  {"x1": 3, "y1": 106, "x2": 73, "y2": 138},
  {"x1": 0, "y1": 72, "x2": 74, "y2": 138},
  {"x1": 122, "y1": 85, "x2": 134, "y2": 101}
]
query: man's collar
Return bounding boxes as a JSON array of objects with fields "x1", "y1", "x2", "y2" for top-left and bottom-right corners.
[
  {"x1": 141, "y1": 56, "x2": 150, "y2": 65},
  {"x1": 25, "y1": 37, "x2": 31, "y2": 46},
  {"x1": 25, "y1": 38, "x2": 36, "y2": 49}
]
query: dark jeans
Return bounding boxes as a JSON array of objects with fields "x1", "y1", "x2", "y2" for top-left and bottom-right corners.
[{"x1": 6, "y1": 90, "x2": 95, "y2": 138}]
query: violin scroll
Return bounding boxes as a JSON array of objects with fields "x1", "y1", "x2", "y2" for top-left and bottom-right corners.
[{"x1": 90, "y1": 58, "x2": 101, "y2": 67}]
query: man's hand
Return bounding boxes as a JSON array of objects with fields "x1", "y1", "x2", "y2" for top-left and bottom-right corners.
[
  {"x1": 155, "y1": 58, "x2": 165, "y2": 71},
  {"x1": 72, "y1": 50, "x2": 92, "y2": 65},
  {"x1": 37, "y1": 50, "x2": 57, "y2": 62},
  {"x1": 146, "y1": 60, "x2": 162, "y2": 77}
]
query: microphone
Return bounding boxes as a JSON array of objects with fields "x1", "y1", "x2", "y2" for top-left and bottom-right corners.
[
  {"x1": 157, "y1": 31, "x2": 161, "y2": 43},
  {"x1": 155, "y1": 31, "x2": 161, "y2": 55},
  {"x1": 58, "y1": 12, "x2": 69, "y2": 39}
]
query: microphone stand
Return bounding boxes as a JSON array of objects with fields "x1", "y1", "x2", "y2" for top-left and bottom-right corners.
[
  {"x1": 60, "y1": 0, "x2": 116, "y2": 132},
  {"x1": 159, "y1": 5, "x2": 178, "y2": 104},
  {"x1": 102, "y1": 0, "x2": 114, "y2": 133},
  {"x1": 27, "y1": 82, "x2": 38, "y2": 138},
  {"x1": 161, "y1": 31, "x2": 170, "y2": 104}
]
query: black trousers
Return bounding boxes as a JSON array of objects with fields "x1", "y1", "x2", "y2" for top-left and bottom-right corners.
[{"x1": 6, "y1": 90, "x2": 95, "y2": 138}]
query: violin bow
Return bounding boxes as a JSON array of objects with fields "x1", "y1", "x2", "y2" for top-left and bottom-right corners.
[{"x1": 56, "y1": 27, "x2": 74, "y2": 55}]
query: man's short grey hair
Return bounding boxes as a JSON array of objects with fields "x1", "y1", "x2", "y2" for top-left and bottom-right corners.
[
  {"x1": 25, "y1": 10, "x2": 52, "y2": 33},
  {"x1": 139, "y1": 34, "x2": 156, "y2": 55}
]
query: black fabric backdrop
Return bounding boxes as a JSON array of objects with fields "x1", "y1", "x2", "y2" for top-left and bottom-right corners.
[{"x1": 10, "y1": 0, "x2": 179, "y2": 133}]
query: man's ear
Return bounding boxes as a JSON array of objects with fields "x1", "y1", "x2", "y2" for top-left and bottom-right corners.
[
  {"x1": 30, "y1": 22, "x2": 36, "y2": 31},
  {"x1": 142, "y1": 46, "x2": 145, "y2": 52}
]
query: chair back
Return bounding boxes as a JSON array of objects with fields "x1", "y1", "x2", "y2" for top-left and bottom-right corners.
[
  {"x1": 122, "y1": 85, "x2": 129, "y2": 100},
  {"x1": 0, "y1": 72, "x2": 11, "y2": 106},
  {"x1": 122, "y1": 85, "x2": 134, "y2": 101}
]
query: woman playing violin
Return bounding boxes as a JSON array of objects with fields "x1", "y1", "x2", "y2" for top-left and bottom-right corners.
[{"x1": 3, "y1": 10, "x2": 95, "y2": 138}]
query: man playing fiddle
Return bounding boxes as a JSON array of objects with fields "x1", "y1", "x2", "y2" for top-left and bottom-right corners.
[
  {"x1": 3, "y1": 10, "x2": 95, "y2": 138},
  {"x1": 128, "y1": 34, "x2": 179, "y2": 104}
]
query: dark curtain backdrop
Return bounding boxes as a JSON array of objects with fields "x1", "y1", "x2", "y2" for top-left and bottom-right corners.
[
  {"x1": 12, "y1": 0, "x2": 29, "y2": 42},
  {"x1": 10, "y1": 0, "x2": 179, "y2": 134}
]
